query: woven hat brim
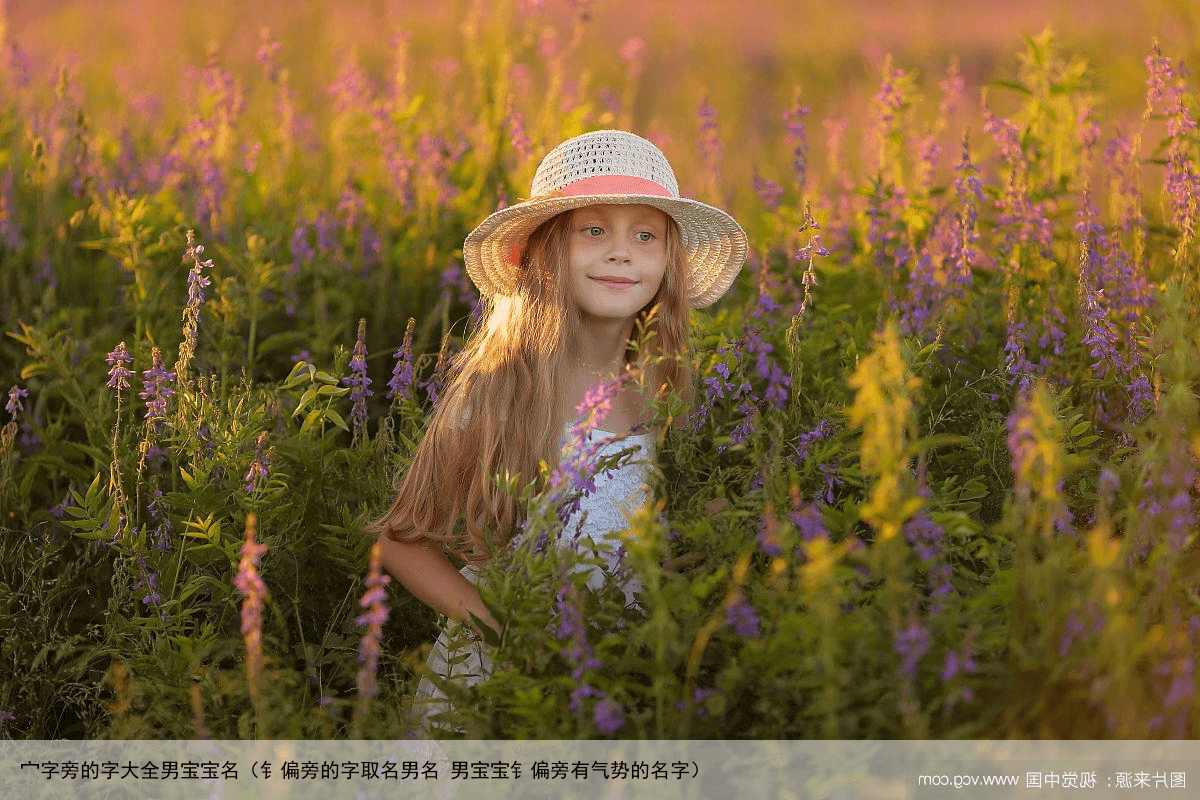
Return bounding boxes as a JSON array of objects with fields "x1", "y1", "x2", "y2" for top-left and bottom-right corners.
[{"x1": 464, "y1": 194, "x2": 748, "y2": 309}]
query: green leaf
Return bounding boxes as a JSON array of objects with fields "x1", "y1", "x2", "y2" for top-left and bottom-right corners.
[
  {"x1": 180, "y1": 466, "x2": 199, "y2": 491},
  {"x1": 326, "y1": 409, "x2": 350, "y2": 433},
  {"x1": 986, "y1": 79, "x2": 1032, "y2": 95},
  {"x1": 293, "y1": 387, "x2": 319, "y2": 416},
  {"x1": 282, "y1": 359, "x2": 312, "y2": 387},
  {"x1": 959, "y1": 480, "x2": 989, "y2": 501},
  {"x1": 83, "y1": 472, "x2": 103, "y2": 507},
  {"x1": 300, "y1": 409, "x2": 322, "y2": 435},
  {"x1": 468, "y1": 611, "x2": 502, "y2": 648},
  {"x1": 317, "y1": 384, "x2": 349, "y2": 397},
  {"x1": 20, "y1": 361, "x2": 52, "y2": 379},
  {"x1": 184, "y1": 543, "x2": 225, "y2": 566}
]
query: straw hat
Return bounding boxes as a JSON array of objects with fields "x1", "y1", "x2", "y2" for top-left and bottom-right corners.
[{"x1": 464, "y1": 129, "x2": 748, "y2": 309}]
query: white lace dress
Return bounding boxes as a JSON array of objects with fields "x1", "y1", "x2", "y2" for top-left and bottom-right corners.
[{"x1": 408, "y1": 426, "x2": 656, "y2": 734}]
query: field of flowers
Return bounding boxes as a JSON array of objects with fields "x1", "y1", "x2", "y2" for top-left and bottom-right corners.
[{"x1": 1, "y1": 0, "x2": 1199, "y2": 739}]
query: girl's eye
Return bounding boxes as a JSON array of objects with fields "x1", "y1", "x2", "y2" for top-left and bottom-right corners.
[
  {"x1": 584, "y1": 226, "x2": 603, "y2": 236},
  {"x1": 636, "y1": 231, "x2": 656, "y2": 242}
]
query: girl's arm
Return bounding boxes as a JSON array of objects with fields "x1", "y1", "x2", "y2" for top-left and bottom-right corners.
[{"x1": 376, "y1": 534, "x2": 500, "y2": 638}]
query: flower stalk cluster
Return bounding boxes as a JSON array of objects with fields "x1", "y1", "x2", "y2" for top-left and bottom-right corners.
[
  {"x1": 547, "y1": 374, "x2": 626, "y2": 520},
  {"x1": 234, "y1": 513, "x2": 269, "y2": 714},
  {"x1": 138, "y1": 346, "x2": 175, "y2": 431},
  {"x1": 554, "y1": 583, "x2": 624, "y2": 734},
  {"x1": 386, "y1": 317, "x2": 416, "y2": 405},
  {"x1": 175, "y1": 230, "x2": 213, "y2": 385},
  {"x1": 345, "y1": 317, "x2": 372, "y2": 445},
  {"x1": 352, "y1": 541, "x2": 391, "y2": 734}
]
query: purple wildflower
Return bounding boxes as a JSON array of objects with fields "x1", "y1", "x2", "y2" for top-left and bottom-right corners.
[
  {"x1": 6, "y1": 385, "x2": 28, "y2": 418},
  {"x1": 556, "y1": 584, "x2": 603, "y2": 711},
  {"x1": 313, "y1": 211, "x2": 337, "y2": 259},
  {"x1": 864, "y1": 181, "x2": 911, "y2": 314},
  {"x1": 1126, "y1": 373, "x2": 1155, "y2": 423},
  {"x1": 438, "y1": 261, "x2": 477, "y2": 310},
  {"x1": 138, "y1": 346, "x2": 175, "y2": 430},
  {"x1": 742, "y1": 321, "x2": 789, "y2": 411},
  {"x1": 51, "y1": 491, "x2": 72, "y2": 520},
  {"x1": 256, "y1": 29, "x2": 282, "y2": 81},
  {"x1": 904, "y1": 512, "x2": 953, "y2": 612},
  {"x1": 105, "y1": 342, "x2": 133, "y2": 391},
  {"x1": 1077, "y1": 243, "x2": 1122, "y2": 380},
  {"x1": 752, "y1": 172, "x2": 783, "y2": 211},
  {"x1": 729, "y1": 396, "x2": 759, "y2": 446},
  {"x1": 387, "y1": 318, "x2": 416, "y2": 403},
  {"x1": 937, "y1": 57, "x2": 965, "y2": 122},
  {"x1": 1137, "y1": 432, "x2": 1197, "y2": 552},
  {"x1": 750, "y1": 258, "x2": 784, "y2": 322},
  {"x1": 793, "y1": 204, "x2": 828, "y2": 319},
  {"x1": 179, "y1": 54, "x2": 241, "y2": 233},
  {"x1": 874, "y1": 56, "x2": 907, "y2": 133},
  {"x1": 548, "y1": 375, "x2": 625, "y2": 519},
  {"x1": 290, "y1": 223, "x2": 314, "y2": 266},
  {"x1": 697, "y1": 95, "x2": 723, "y2": 192},
  {"x1": 131, "y1": 556, "x2": 163, "y2": 612},
  {"x1": 794, "y1": 420, "x2": 831, "y2": 464},
  {"x1": 916, "y1": 133, "x2": 941, "y2": 192},
  {"x1": 981, "y1": 104, "x2": 1024, "y2": 168},
  {"x1": 791, "y1": 502, "x2": 827, "y2": 541},
  {"x1": 593, "y1": 698, "x2": 625, "y2": 735},
  {"x1": 344, "y1": 318, "x2": 373, "y2": 444},
  {"x1": 504, "y1": 96, "x2": 533, "y2": 162},
  {"x1": 894, "y1": 615, "x2": 930, "y2": 679},
  {"x1": 355, "y1": 541, "x2": 391, "y2": 702},
  {"x1": 757, "y1": 509, "x2": 782, "y2": 556},
  {"x1": 783, "y1": 90, "x2": 809, "y2": 190},
  {"x1": 726, "y1": 597, "x2": 761, "y2": 638},
  {"x1": 244, "y1": 432, "x2": 270, "y2": 493},
  {"x1": 416, "y1": 133, "x2": 458, "y2": 206},
  {"x1": 676, "y1": 687, "x2": 716, "y2": 717},
  {"x1": 1145, "y1": 44, "x2": 1200, "y2": 254},
  {"x1": 1037, "y1": 286, "x2": 1068, "y2": 361},
  {"x1": 1003, "y1": 292, "x2": 1034, "y2": 393},
  {"x1": 949, "y1": 133, "x2": 983, "y2": 296},
  {"x1": 176, "y1": 231, "x2": 213, "y2": 382},
  {"x1": 147, "y1": 489, "x2": 173, "y2": 551},
  {"x1": 691, "y1": 337, "x2": 758, "y2": 444},
  {"x1": 941, "y1": 638, "x2": 977, "y2": 682}
]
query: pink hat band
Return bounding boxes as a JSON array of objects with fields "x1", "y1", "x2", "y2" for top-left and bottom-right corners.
[{"x1": 543, "y1": 174, "x2": 674, "y2": 200}]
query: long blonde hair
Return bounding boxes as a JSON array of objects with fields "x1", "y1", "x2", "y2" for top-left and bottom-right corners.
[{"x1": 366, "y1": 208, "x2": 693, "y2": 561}]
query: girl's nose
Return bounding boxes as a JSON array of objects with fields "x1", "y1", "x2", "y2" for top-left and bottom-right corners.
[{"x1": 606, "y1": 244, "x2": 631, "y2": 263}]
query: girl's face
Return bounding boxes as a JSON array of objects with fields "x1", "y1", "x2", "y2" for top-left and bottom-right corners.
[{"x1": 565, "y1": 204, "x2": 669, "y2": 324}]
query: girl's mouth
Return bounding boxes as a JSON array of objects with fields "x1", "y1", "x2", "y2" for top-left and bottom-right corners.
[{"x1": 590, "y1": 277, "x2": 637, "y2": 289}]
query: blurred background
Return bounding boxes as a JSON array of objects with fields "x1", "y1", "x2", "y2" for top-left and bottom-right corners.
[{"x1": 7, "y1": 0, "x2": 1196, "y2": 172}]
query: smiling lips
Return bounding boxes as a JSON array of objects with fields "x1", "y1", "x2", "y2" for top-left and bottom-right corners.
[{"x1": 591, "y1": 275, "x2": 636, "y2": 288}]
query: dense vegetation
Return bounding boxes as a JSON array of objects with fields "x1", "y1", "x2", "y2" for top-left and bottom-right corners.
[{"x1": 1, "y1": 2, "x2": 1198, "y2": 738}]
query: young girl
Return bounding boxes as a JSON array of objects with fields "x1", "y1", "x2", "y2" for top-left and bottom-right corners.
[{"x1": 367, "y1": 129, "x2": 747, "y2": 733}]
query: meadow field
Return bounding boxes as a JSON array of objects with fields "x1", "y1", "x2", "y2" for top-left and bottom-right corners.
[{"x1": 1, "y1": 0, "x2": 1199, "y2": 738}]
